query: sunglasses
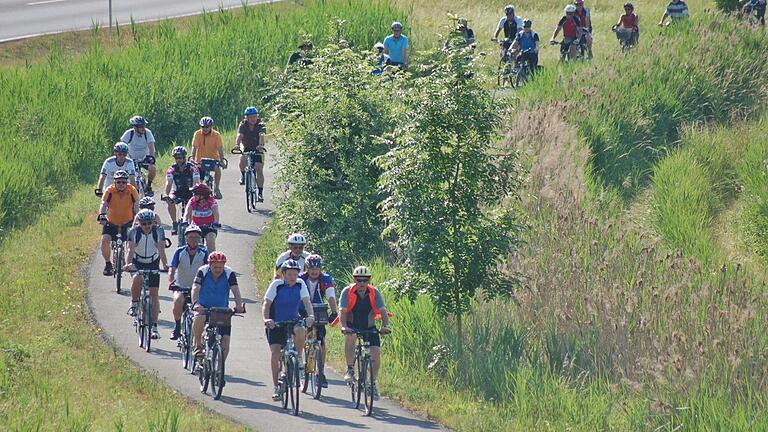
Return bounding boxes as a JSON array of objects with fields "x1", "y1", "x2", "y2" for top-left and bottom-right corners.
[
  {"x1": 290, "y1": 245, "x2": 304, "y2": 248},
  {"x1": 140, "y1": 222, "x2": 153, "y2": 226},
  {"x1": 201, "y1": 126, "x2": 211, "y2": 129},
  {"x1": 174, "y1": 156, "x2": 185, "y2": 160},
  {"x1": 355, "y1": 277, "x2": 370, "y2": 283},
  {"x1": 115, "y1": 180, "x2": 128, "y2": 184},
  {"x1": 116, "y1": 152, "x2": 127, "y2": 156},
  {"x1": 135, "y1": 125, "x2": 146, "y2": 128}
]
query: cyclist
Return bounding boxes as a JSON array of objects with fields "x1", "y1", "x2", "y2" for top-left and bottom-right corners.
[
  {"x1": 191, "y1": 117, "x2": 225, "y2": 200},
  {"x1": 120, "y1": 116, "x2": 157, "y2": 196},
  {"x1": 659, "y1": 0, "x2": 689, "y2": 26},
  {"x1": 263, "y1": 259, "x2": 314, "y2": 401},
  {"x1": 184, "y1": 183, "x2": 220, "y2": 251},
  {"x1": 338, "y1": 266, "x2": 391, "y2": 398},
  {"x1": 168, "y1": 223, "x2": 209, "y2": 340},
  {"x1": 455, "y1": 18, "x2": 476, "y2": 47},
  {"x1": 125, "y1": 209, "x2": 168, "y2": 339},
  {"x1": 371, "y1": 42, "x2": 390, "y2": 75},
  {"x1": 492, "y1": 5, "x2": 524, "y2": 58},
  {"x1": 741, "y1": 0, "x2": 766, "y2": 25},
  {"x1": 383, "y1": 21, "x2": 409, "y2": 70},
  {"x1": 235, "y1": 106, "x2": 266, "y2": 202},
  {"x1": 574, "y1": 0, "x2": 593, "y2": 60},
  {"x1": 287, "y1": 41, "x2": 314, "y2": 68},
  {"x1": 299, "y1": 254, "x2": 339, "y2": 388},
  {"x1": 191, "y1": 251, "x2": 246, "y2": 360},
  {"x1": 96, "y1": 143, "x2": 137, "y2": 195},
  {"x1": 550, "y1": 5, "x2": 583, "y2": 61},
  {"x1": 614, "y1": 3, "x2": 640, "y2": 48},
  {"x1": 163, "y1": 146, "x2": 200, "y2": 234},
  {"x1": 274, "y1": 233, "x2": 309, "y2": 279},
  {"x1": 510, "y1": 19, "x2": 540, "y2": 73},
  {"x1": 98, "y1": 170, "x2": 140, "y2": 276},
  {"x1": 132, "y1": 196, "x2": 162, "y2": 227}
]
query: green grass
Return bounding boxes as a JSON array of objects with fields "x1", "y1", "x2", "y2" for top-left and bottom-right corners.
[{"x1": 0, "y1": 185, "x2": 247, "y2": 431}]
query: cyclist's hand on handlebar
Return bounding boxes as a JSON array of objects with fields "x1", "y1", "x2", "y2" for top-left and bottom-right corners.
[
  {"x1": 380, "y1": 326, "x2": 392, "y2": 335},
  {"x1": 491, "y1": 37, "x2": 497, "y2": 42},
  {"x1": 211, "y1": 222, "x2": 222, "y2": 228},
  {"x1": 95, "y1": 188, "x2": 103, "y2": 197},
  {"x1": 234, "y1": 304, "x2": 246, "y2": 314},
  {"x1": 341, "y1": 326, "x2": 352, "y2": 334},
  {"x1": 305, "y1": 316, "x2": 315, "y2": 327},
  {"x1": 264, "y1": 318, "x2": 275, "y2": 329},
  {"x1": 123, "y1": 263, "x2": 136, "y2": 272},
  {"x1": 194, "y1": 304, "x2": 206, "y2": 313},
  {"x1": 549, "y1": 39, "x2": 557, "y2": 45}
]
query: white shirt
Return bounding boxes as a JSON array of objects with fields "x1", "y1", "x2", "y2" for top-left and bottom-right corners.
[
  {"x1": 120, "y1": 128, "x2": 156, "y2": 161},
  {"x1": 264, "y1": 278, "x2": 310, "y2": 301},
  {"x1": 128, "y1": 226, "x2": 165, "y2": 263},
  {"x1": 498, "y1": 16, "x2": 524, "y2": 31},
  {"x1": 274, "y1": 250, "x2": 310, "y2": 272},
  {"x1": 101, "y1": 156, "x2": 137, "y2": 188}
]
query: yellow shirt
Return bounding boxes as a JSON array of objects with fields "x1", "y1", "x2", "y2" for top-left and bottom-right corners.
[{"x1": 192, "y1": 129, "x2": 223, "y2": 163}]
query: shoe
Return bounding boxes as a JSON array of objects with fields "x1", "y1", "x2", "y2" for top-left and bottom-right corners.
[
  {"x1": 144, "y1": 187, "x2": 154, "y2": 197},
  {"x1": 272, "y1": 386, "x2": 281, "y2": 401},
  {"x1": 170, "y1": 328, "x2": 181, "y2": 340},
  {"x1": 151, "y1": 324, "x2": 160, "y2": 339},
  {"x1": 319, "y1": 374, "x2": 328, "y2": 388},
  {"x1": 371, "y1": 381, "x2": 380, "y2": 399},
  {"x1": 239, "y1": 175, "x2": 245, "y2": 185},
  {"x1": 127, "y1": 302, "x2": 138, "y2": 316},
  {"x1": 214, "y1": 188, "x2": 223, "y2": 199},
  {"x1": 103, "y1": 262, "x2": 114, "y2": 276},
  {"x1": 171, "y1": 222, "x2": 178, "y2": 236},
  {"x1": 343, "y1": 367, "x2": 354, "y2": 383},
  {"x1": 257, "y1": 193, "x2": 264, "y2": 202}
]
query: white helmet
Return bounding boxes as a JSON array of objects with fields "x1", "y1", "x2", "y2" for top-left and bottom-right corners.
[
  {"x1": 564, "y1": 4, "x2": 577, "y2": 13},
  {"x1": 352, "y1": 265, "x2": 371, "y2": 278},
  {"x1": 287, "y1": 232, "x2": 307, "y2": 245},
  {"x1": 374, "y1": 42, "x2": 385, "y2": 50}
]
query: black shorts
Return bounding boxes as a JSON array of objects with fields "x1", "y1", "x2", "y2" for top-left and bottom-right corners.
[
  {"x1": 312, "y1": 324, "x2": 327, "y2": 342},
  {"x1": 266, "y1": 324, "x2": 297, "y2": 347},
  {"x1": 201, "y1": 226, "x2": 218, "y2": 237},
  {"x1": 103, "y1": 222, "x2": 129, "y2": 241},
  {"x1": 172, "y1": 189, "x2": 192, "y2": 202},
  {"x1": 348, "y1": 326, "x2": 380, "y2": 347},
  {"x1": 133, "y1": 258, "x2": 160, "y2": 286},
  {"x1": 244, "y1": 152, "x2": 264, "y2": 165}
]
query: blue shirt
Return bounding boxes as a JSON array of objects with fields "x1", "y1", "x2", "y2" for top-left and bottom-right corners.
[
  {"x1": 666, "y1": 1, "x2": 689, "y2": 19},
  {"x1": 383, "y1": 34, "x2": 409, "y2": 64},
  {"x1": 265, "y1": 279, "x2": 309, "y2": 322},
  {"x1": 516, "y1": 30, "x2": 539, "y2": 52},
  {"x1": 195, "y1": 265, "x2": 237, "y2": 308},
  {"x1": 298, "y1": 272, "x2": 335, "y2": 314}
]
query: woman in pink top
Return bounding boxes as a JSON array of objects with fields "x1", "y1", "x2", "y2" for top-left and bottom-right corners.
[{"x1": 185, "y1": 183, "x2": 221, "y2": 250}]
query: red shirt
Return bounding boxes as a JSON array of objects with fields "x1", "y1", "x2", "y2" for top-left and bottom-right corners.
[
  {"x1": 621, "y1": 13, "x2": 638, "y2": 29},
  {"x1": 558, "y1": 15, "x2": 581, "y2": 38},
  {"x1": 575, "y1": 8, "x2": 590, "y2": 28}
]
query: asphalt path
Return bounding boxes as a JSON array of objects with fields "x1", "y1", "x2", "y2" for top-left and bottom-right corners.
[
  {"x1": 86, "y1": 146, "x2": 443, "y2": 431},
  {"x1": 0, "y1": 0, "x2": 271, "y2": 42}
]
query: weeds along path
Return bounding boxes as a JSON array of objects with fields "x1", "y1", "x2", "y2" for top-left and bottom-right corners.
[{"x1": 86, "y1": 143, "x2": 442, "y2": 431}]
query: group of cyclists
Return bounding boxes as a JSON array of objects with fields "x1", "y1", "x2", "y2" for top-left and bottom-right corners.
[{"x1": 95, "y1": 109, "x2": 393, "y2": 406}]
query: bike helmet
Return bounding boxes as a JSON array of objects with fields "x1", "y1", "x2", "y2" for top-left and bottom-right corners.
[
  {"x1": 209, "y1": 251, "x2": 227, "y2": 263},
  {"x1": 113, "y1": 142, "x2": 129, "y2": 154},
  {"x1": 504, "y1": 4, "x2": 515, "y2": 14},
  {"x1": 113, "y1": 170, "x2": 130, "y2": 180},
  {"x1": 244, "y1": 106, "x2": 259, "y2": 117},
  {"x1": 352, "y1": 266, "x2": 371, "y2": 278},
  {"x1": 139, "y1": 196, "x2": 155, "y2": 209},
  {"x1": 199, "y1": 116, "x2": 214, "y2": 127},
  {"x1": 171, "y1": 145, "x2": 187, "y2": 158},
  {"x1": 306, "y1": 254, "x2": 323, "y2": 269},
  {"x1": 287, "y1": 233, "x2": 307, "y2": 245},
  {"x1": 191, "y1": 183, "x2": 212, "y2": 196},
  {"x1": 391, "y1": 21, "x2": 403, "y2": 30},
  {"x1": 137, "y1": 209, "x2": 155, "y2": 222},
  {"x1": 129, "y1": 115, "x2": 147, "y2": 127},
  {"x1": 457, "y1": 18, "x2": 468, "y2": 29},
  {"x1": 624, "y1": 2, "x2": 634, "y2": 9},
  {"x1": 374, "y1": 42, "x2": 385, "y2": 50},
  {"x1": 574, "y1": 0, "x2": 584, "y2": 5},
  {"x1": 185, "y1": 223, "x2": 202, "y2": 236},
  {"x1": 281, "y1": 259, "x2": 301, "y2": 271},
  {"x1": 564, "y1": 4, "x2": 577, "y2": 13},
  {"x1": 523, "y1": 19, "x2": 533, "y2": 27}
]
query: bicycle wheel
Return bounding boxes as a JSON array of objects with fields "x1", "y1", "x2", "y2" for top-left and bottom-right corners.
[
  {"x1": 312, "y1": 344, "x2": 323, "y2": 400},
  {"x1": 354, "y1": 352, "x2": 363, "y2": 409},
  {"x1": 199, "y1": 355, "x2": 211, "y2": 393},
  {"x1": 289, "y1": 355, "x2": 300, "y2": 416},
  {"x1": 302, "y1": 344, "x2": 312, "y2": 394},
  {"x1": 181, "y1": 312, "x2": 192, "y2": 370},
  {"x1": 114, "y1": 247, "x2": 123, "y2": 294},
  {"x1": 497, "y1": 60, "x2": 509, "y2": 87},
  {"x1": 249, "y1": 170, "x2": 259, "y2": 204},
  {"x1": 211, "y1": 343, "x2": 226, "y2": 400},
  {"x1": 363, "y1": 356, "x2": 374, "y2": 416},
  {"x1": 281, "y1": 357, "x2": 290, "y2": 409},
  {"x1": 142, "y1": 296, "x2": 152, "y2": 352}
]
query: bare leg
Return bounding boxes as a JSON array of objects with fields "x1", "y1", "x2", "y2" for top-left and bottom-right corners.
[
  {"x1": 150, "y1": 286, "x2": 160, "y2": 323},
  {"x1": 192, "y1": 314, "x2": 205, "y2": 352},
  {"x1": 101, "y1": 235, "x2": 112, "y2": 262},
  {"x1": 370, "y1": 346, "x2": 381, "y2": 380},
  {"x1": 270, "y1": 344, "x2": 282, "y2": 386}
]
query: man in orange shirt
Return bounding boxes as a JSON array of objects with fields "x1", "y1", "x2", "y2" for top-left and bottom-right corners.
[
  {"x1": 191, "y1": 116, "x2": 225, "y2": 199},
  {"x1": 98, "y1": 170, "x2": 140, "y2": 276}
]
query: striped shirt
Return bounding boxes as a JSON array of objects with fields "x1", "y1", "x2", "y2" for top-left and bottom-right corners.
[{"x1": 666, "y1": 1, "x2": 689, "y2": 19}]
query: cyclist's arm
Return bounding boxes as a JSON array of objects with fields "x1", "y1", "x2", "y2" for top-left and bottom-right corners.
[
  {"x1": 125, "y1": 233, "x2": 136, "y2": 263},
  {"x1": 157, "y1": 232, "x2": 168, "y2": 268},
  {"x1": 492, "y1": 27, "x2": 502, "y2": 40},
  {"x1": 97, "y1": 173, "x2": 106, "y2": 190},
  {"x1": 132, "y1": 197, "x2": 140, "y2": 218},
  {"x1": 164, "y1": 175, "x2": 173, "y2": 196},
  {"x1": 98, "y1": 199, "x2": 108, "y2": 216},
  {"x1": 262, "y1": 298, "x2": 272, "y2": 320},
  {"x1": 659, "y1": 9, "x2": 670, "y2": 25},
  {"x1": 235, "y1": 133, "x2": 244, "y2": 151},
  {"x1": 184, "y1": 201, "x2": 193, "y2": 223},
  {"x1": 148, "y1": 141, "x2": 156, "y2": 158},
  {"x1": 212, "y1": 203, "x2": 220, "y2": 224},
  {"x1": 535, "y1": 38, "x2": 540, "y2": 53},
  {"x1": 327, "y1": 296, "x2": 339, "y2": 315},
  {"x1": 190, "y1": 137, "x2": 198, "y2": 162},
  {"x1": 258, "y1": 130, "x2": 266, "y2": 150},
  {"x1": 551, "y1": 25, "x2": 562, "y2": 41},
  {"x1": 168, "y1": 266, "x2": 177, "y2": 283},
  {"x1": 380, "y1": 307, "x2": 390, "y2": 328},
  {"x1": 192, "y1": 283, "x2": 201, "y2": 305}
]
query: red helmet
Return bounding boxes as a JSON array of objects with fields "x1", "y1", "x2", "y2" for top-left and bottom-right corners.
[
  {"x1": 209, "y1": 251, "x2": 227, "y2": 263},
  {"x1": 191, "y1": 183, "x2": 212, "y2": 196}
]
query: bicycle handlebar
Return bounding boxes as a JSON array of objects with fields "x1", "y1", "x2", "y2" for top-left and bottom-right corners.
[{"x1": 169, "y1": 284, "x2": 191, "y2": 292}]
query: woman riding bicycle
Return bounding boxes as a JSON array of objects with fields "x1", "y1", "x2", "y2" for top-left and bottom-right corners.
[
  {"x1": 184, "y1": 183, "x2": 220, "y2": 251},
  {"x1": 510, "y1": 19, "x2": 540, "y2": 73},
  {"x1": 164, "y1": 146, "x2": 200, "y2": 234},
  {"x1": 550, "y1": 5, "x2": 583, "y2": 61},
  {"x1": 235, "y1": 106, "x2": 266, "y2": 202},
  {"x1": 614, "y1": 3, "x2": 640, "y2": 49}
]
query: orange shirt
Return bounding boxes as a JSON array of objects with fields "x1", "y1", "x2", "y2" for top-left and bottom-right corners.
[
  {"x1": 192, "y1": 129, "x2": 223, "y2": 163},
  {"x1": 103, "y1": 184, "x2": 139, "y2": 225}
]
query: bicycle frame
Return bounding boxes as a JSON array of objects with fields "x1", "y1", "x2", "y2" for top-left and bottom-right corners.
[
  {"x1": 134, "y1": 268, "x2": 158, "y2": 352},
  {"x1": 111, "y1": 226, "x2": 125, "y2": 294}
]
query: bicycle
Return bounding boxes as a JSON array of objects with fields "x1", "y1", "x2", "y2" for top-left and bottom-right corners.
[
  {"x1": 133, "y1": 155, "x2": 155, "y2": 197},
  {"x1": 196, "y1": 307, "x2": 244, "y2": 399},
  {"x1": 496, "y1": 38, "x2": 515, "y2": 87},
  {"x1": 169, "y1": 284, "x2": 194, "y2": 370},
  {"x1": 550, "y1": 39, "x2": 582, "y2": 62},
  {"x1": 302, "y1": 303, "x2": 329, "y2": 399},
  {"x1": 230, "y1": 148, "x2": 262, "y2": 212},
  {"x1": 612, "y1": 25, "x2": 638, "y2": 51},
  {"x1": 131, "y1": 268, "x2": 159, "y2": 353},
  {"x1": 274, "y1": 319, "x2": 302, "y2": 415},
  {"x1": 195, "y1": 157, "x2": 228, "y2": 191},
  {"x1": 348, "y1": 328, "x2": 380, "y2": 416},
  {"x1": 98, "y1": 215, "x2": 125, "y2": 294},
  {"x1": 511, "y1": 49, "x2": 537, "y2": 88},
  {"x1": 161, "y1": 194, "x2": 189, "y2": 246}
]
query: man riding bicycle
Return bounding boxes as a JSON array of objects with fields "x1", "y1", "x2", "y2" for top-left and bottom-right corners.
[
  {"x1": 184, "y1": 183, "x2": 220, "y2": 251},
  {"x1": 574, "y1": 0, "x2": 593, "y2": 60},
  {"x1": 121, "y1": 116, "x2": 157, "y2": 196},
  {"x1": 510, "y1": 19, "x2": 540, "y2": 73},
  {"x1": 191, "y1": 251, "x2": 246, "y2": 360},
  {"x1": 659, "y1": 0, "x2": 689, "y2": 26},
  {"x1": 96, "y1": 143, "x2": 137, "y2": 195},
  {"x1": 338, "y1": 266, "x2": 391, "y2": 399},
  {"x1": 263, "y1": 259, "x2": 314, "y2": 401},
  {"x1": 98, "y1": 170, "x2": 140, "y2": 276},
  {"x1": 299, "y1": 254, "x2": 339, "y2": 388},
  {"x1": 164, "y1": 146, "x2": 200, "y2": 234},
  {"x1": 191, "y1": 117, "x2": 224, "y2": 200},
  {"x1": 550, "y1": 5, "x2": 583, "y2": 61},
  {"x1": 492, "y1": 4, "x2": 524, "y2": 58},
  {"x1": 132, "y1": 196, "x2": 162, "y2": 227},
  {"x1": 169, "y1": 223, "x2": 209, "y2": 340},
  {"x1": 274, "y1": 233, "x2": 310, "y2": 279},
  {"x1": 235, "y1": 106, "x2": 266, "y2": 202}
]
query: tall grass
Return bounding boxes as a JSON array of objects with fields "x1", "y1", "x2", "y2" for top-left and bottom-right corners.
[{"x1": 0, "y1": 0, "x2": 404, "y2": 236}]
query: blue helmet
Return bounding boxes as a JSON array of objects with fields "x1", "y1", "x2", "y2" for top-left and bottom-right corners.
[
  {"x1": 306, "y1": 254, "x2": 323, "y2": 269},
  {"x1": 129, "y1": 115, "x2": 147, "y2": 126},
  {"x1": 244, "y1": 106, "x2": 259, "y2": 117},
  {"x1": 137, "y1": 209, "x2": 155, "y2": 222}
]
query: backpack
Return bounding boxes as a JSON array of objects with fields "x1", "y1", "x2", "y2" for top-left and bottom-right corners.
[{"x1": 134, "y1": 225, "x2": 161, "y2": 244}]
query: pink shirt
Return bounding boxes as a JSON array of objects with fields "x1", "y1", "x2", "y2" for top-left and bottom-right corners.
[{"x1": 189, "y1": 197, "x2": 217, "y2": 225}]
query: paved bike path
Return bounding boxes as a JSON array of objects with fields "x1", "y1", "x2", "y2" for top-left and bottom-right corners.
[{"x1": 86, "y1": 146, "x2": 443, "y2": 431}]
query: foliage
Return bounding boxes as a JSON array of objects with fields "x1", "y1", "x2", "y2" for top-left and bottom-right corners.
[
  {"x1": 377, "y1": 41, "x2": 523, "y2": 322},
  {"x1": 713, "y1": 0, "x2": 741, "y2": 12}
]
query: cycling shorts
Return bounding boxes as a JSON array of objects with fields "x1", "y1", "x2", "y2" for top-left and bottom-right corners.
[
  {"x1": 201, "y1": 226, "x2": 218, "y2": 238},
  {"x1": 347, "y1": 326, "x2": 380, "y2": 347},
  {"x1": 266, "y1": 323, "x2": 299, "y2": 347},
  {"x1": 133, "y1": 258, "x2": 160, "y2": 287},
  {"x1": 243, "y1": 152, "x2": 265, "y2": 165},
  {"x1": 103, "y1": 222, "x2": 129, "y2": 241}
]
